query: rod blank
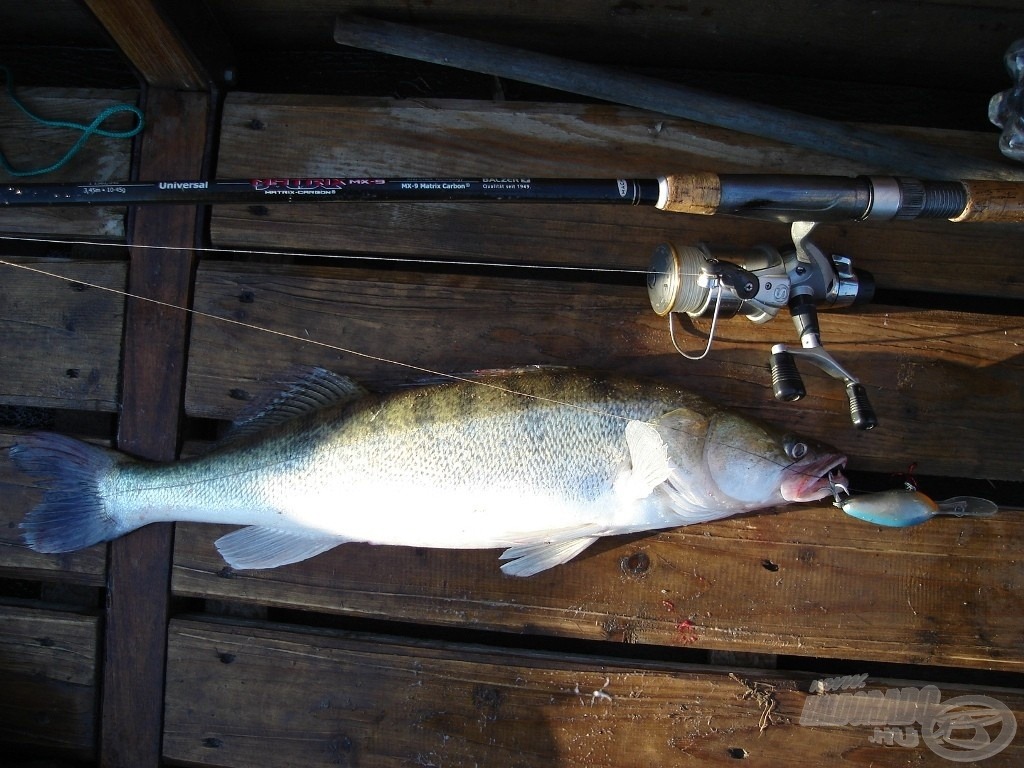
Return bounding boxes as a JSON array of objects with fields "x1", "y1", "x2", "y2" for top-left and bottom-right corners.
[{"x1": 3, "y1": 173, "x2": 1023, "y2": 223}]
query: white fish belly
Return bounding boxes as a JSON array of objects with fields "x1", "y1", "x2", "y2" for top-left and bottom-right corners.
[{"x1": 273, "y1": 480, "x2": 606, "y2": 548}]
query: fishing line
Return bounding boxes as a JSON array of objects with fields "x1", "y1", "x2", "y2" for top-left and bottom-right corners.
[
  {"x1": 0, "y1": 256, "x2": 636, "y2": 422},
  {"x1": 0, "y1": 251, "x2": 832, "y2": 480},
  {"x1": 0, "y1": 233, "x2": 654, "y2": 276}
]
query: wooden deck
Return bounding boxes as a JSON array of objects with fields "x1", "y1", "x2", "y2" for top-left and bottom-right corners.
[{"x1": 2, "y1": 2, "x2": 1023, "y2": 766}]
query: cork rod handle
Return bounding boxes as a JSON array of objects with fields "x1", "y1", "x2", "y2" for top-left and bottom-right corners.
[
  {"x1": 952, "y1": 180, "x2": 1024, "y2": 223},
  {"x1": 656, "y1": 173, "x2": 722, "y2": 215}
]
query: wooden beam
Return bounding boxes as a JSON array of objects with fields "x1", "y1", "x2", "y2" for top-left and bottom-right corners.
[
  {"x1": 99, "y1": 88, "x2": 210, "y2": 768},
  {"x1": 84, "y1": 0, "x2": 208, "y2": 89}
]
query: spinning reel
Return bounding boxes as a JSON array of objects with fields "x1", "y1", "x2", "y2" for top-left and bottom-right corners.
[{"x1": 647, "y1": 222, "x2": 877, "y2": 429}]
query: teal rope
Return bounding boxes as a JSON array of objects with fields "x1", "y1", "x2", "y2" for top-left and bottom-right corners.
[{"x1": 0, "y1": 65, "x2": 144, "y2": 177}]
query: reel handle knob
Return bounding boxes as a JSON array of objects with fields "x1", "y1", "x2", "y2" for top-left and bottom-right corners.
[
  {"x1": 845, "y1": 382, "x2": 878, "y2": 430},
  {"x1": 770, "y1": 350, "x2": 806, "y2": 402}
]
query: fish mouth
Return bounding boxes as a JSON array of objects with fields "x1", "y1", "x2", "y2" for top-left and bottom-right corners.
[{"x1": 781, "y1": 454, "x2": 848, "y2": 502}]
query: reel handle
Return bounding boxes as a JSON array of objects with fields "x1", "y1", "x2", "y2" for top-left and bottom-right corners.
[
  {"x1": 770, "y1": 350, "x2": 806, "y2": 402},
  {"x1": 770, "y1": 344, "x2": 878, "y2": 430},
  {"x1": 845, "y1": 382, "x2": 878, "y2": 430}
]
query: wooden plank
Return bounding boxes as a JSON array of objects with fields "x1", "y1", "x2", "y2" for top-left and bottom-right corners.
[
  {"x1": 172, "y1": 260, "x2": 1024, "y2": 671},
  {"x1": 0, "y1": 604, "x2": 98, "y2": 758},
  {"x1": 172, "y1": 501, "x2": 1024, "y2": 672},
  {"x1": 182, "y1": 261, "x2": 1024, "y2": 480},
  {"x1": 332, "y1": 15, "x2": 1014, "y2": 180},
  {"x1": 83, "y1": 0, "x2": 208, "y2": 89},
  {"x1": 210, "y1": 95, "x2": 1024, "y2": 300},
  {"x1": 207, "y1": 0, "x2": 1022, "y2": 94},
  {"x1": 0, "y1": 87, "x2": 135, "y2": 238},
  {"x1": 0, "y1": 430, "x2": 107, "y2": 583},
  {"x1": 99, "y1": 88, "x2": 209, "y2": 768},
  {"x1": 0, "y1": 256, "x2": 126, "y2": 412},
  {"x1": 163, "y1": 616, "x2": 1024, "y2": 767}
]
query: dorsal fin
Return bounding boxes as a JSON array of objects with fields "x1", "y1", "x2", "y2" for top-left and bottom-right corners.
[{"x1": 225, "y1": 367, "x2": 367, "y2": 441}]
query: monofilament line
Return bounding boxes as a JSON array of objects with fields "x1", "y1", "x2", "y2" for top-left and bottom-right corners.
[
  {"x1": 0, "y1": 256, "x2": 635, "y2": 424},
  {"x1": 0, "y1": 252, "x2": 819, "y2": 476},
  {"x1": 0, "y1": 234, "x2": 652, "y2": 276}
]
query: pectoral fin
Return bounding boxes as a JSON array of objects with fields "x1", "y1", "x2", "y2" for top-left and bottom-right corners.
[
  {"x1": 215, "y1": 526, "x2": 350, "y2": 570},
  {"x1": 613, "y1": 420, "x2": 671, "y2": 501}
]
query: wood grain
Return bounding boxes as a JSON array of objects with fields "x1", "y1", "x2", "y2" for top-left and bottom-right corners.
[
  {"x1": 183, "y1": 261, "x2": 1024, "y2": 480},
  {"x1": 163, "y1": 616, "x2": 1024, "y2": 767},
  {"x1": 0, "y1": 87, "x2": 135, "y2": 238},
  {"x1": 0, "y1": 604, "x2": 98, "y2": 758},
  {"x1": 332, "y1": 15, "x2": 1014, "y2": 180},
  {"x1": 172, "y1": 501, "x2": 1024, "y2": 672},
  {"x1": 210, "y1": 0, "x2": 1022, "y2": 94},
  {"x1": 210, "y1": 95, "x2": 1024, "y2": 299},
  {"x1": 84, "y1": 0, "x2": 208, "y2": 88},
  {"x1": 0, "y1": 257, "x2": 126, "y2": 412},
  {"x1": 100, "y1": 88, "x2": 209, "y2": 768}
]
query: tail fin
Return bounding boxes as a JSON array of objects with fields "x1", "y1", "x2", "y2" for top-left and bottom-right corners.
[{"x1": 10, "y1": 432, "x2": 119, "y2": 553}]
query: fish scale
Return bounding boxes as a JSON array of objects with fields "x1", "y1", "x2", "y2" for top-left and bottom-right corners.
[{"x1": 11, "y1": 368, "x2": 846, "y2": 577}]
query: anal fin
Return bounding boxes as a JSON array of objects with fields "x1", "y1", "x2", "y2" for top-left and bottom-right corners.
[{"x1": 214, "y1": 526, "x2": 350, "y2": 570}]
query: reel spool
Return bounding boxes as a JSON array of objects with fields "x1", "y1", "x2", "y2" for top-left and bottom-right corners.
[
  {"x1": 647, "y1": 223, "x2": 878, "y2": 429},
  {"x1": 647, "y1": 242, "x2": 790, "y2": 323}
]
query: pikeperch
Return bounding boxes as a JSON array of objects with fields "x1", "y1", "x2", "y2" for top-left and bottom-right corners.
[{"x1": 12, "y1": 368, "x2": 846, "y2": 576}]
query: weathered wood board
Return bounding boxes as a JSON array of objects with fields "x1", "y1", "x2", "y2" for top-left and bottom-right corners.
[
  {"x1": 173, "y1": 501, "x2": 1024, "y2": 671},
  {"x1": 0, "y1": 604, "x2": 98, "y2": 758},
  {"x1": 2, "y1": 6, "x2": 1022, "y2": 768},
  {"x1": 173, "y1": 258, "x2": 1024, "y2": 671},
  {"x1": 210, "y1": 96, "x2": 1024, "y2": 300},
  {"x1": 0, "y1": 256, "x2": 126, "y2": 412},
  {"x1": 163, "y1": 616, "x2": 1024, "y2": 767},
  {"x1": 208, "y1": 0, "x2": 1023, "y2": 96},
  {"x1": 0, "y1": 87, "x2": 136, "y2": 238},
  {"x1": 183, "y1": 261, "x2": 1024, "y2": 480}
]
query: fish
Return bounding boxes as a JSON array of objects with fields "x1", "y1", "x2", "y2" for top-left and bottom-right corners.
[
  {"x1": 11, "y1": 367, "x2": 846, "y2": 577},
  {"x1": 839, "y1": 487, "x2": 998, "y2": 527}
]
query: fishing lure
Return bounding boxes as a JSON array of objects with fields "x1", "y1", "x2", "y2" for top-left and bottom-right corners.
[{"x1": 828, "y1": 476, "x2": 998, "y2": 527}]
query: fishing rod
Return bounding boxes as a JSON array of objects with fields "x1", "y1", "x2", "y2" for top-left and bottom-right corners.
[
  {"x1": 5, "y1": 170, "x2": 1018, "y2": 429},
  {"x1": 2, "y1": 172, "x2": 1024, "y2": 223}
]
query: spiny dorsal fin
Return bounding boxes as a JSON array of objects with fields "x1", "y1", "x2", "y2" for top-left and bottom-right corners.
[{"x1": 225, "y1": 367, "x2": 367, "y2": 441}]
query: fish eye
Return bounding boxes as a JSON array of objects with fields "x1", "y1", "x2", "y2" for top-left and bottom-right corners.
[{"x1": 785, "y1": 440, "x2": 808, "y2": 460}]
